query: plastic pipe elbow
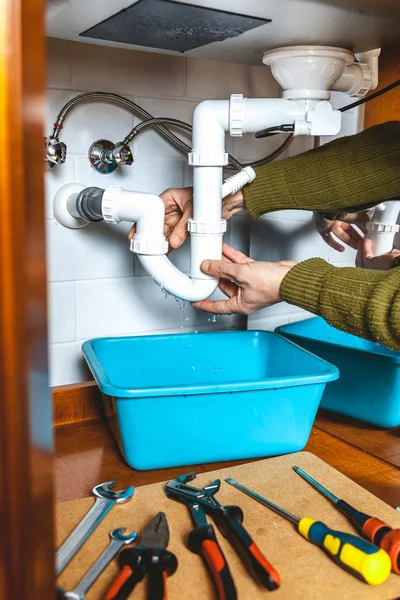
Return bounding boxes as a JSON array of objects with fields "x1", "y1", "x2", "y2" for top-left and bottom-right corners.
[
  {"x1": 191, "y1": 100, "x2": 229, "y2": 152},
  {"x1": 139, "y1": 255, "x2": 218, "y2": 302}
]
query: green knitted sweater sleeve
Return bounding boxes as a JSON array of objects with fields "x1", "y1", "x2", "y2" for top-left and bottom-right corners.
[
  {"x1": 281, "y1": 259, "x2": 400, "y2": 351},
  {"x1": 243, "y1": 121, "x2": 400, "y2": 218}
]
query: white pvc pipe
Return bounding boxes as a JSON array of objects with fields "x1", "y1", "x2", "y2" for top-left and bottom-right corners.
[
  {"x1": 366, "y1": 200, "x2": 400, "y2": 255},
  {"x1": 242, "y1": 98, "x2": 305, "y2": 132},
  {"x1": 373, "y1": 201, "x2": 400, "y2": 225},
  {"x1": 192, "y1": 100, "x2": 229, "y2": 150},
  {"x1": 138, "y1": 255, "x2": 218, "y2": 302},
  {"x1": 98, "y1": 97, "x2": 309, "y2": 301},
  {"x1": 369, "y1": 232, "x2": 397, "y2": 256},
  {"x1": 193, "y1": 167, "x2": 223, "y2": 223}
]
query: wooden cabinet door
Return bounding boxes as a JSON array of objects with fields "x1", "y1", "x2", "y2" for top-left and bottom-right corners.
[
  {"x1": 365, "y1": 44, "x2": 400, "y2": 126},
  {"x1": 0, "y1": 1, "x2": 54, "y2": 598}
]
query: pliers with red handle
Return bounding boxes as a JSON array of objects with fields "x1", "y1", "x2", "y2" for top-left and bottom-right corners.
[
  {"x1": 166, "y1": 473, "x2": 280, "y2": 597},
  {"x1": 104, "y1": 512, "x2": 177, "y2": 600}
]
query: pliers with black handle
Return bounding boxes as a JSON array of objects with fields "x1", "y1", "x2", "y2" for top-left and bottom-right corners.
[
  {"x1": 166, "y1": 473, "x2": 280, "y2": 596},
  {"x1": 104, "y1": 512, "x2": 177, "y2": 600},
  {"x1": 187, "y1": 501, "x2": 237, "y2": 600}
]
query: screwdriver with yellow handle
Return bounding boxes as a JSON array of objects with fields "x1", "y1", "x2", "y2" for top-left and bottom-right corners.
[
  {"x1": 225, "y1": 477, "x2": 391, "y2": 586},
  {"x1": 294, "y1": 466, "x2": 400, "y2": 575}
]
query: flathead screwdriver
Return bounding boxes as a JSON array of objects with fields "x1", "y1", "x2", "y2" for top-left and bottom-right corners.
[
  {"x1": 226, "y1": 477, "x2": 391, "y2": 586},
  {"x1": 293, "y1": 466, "x2": 400, "y2": 575}
]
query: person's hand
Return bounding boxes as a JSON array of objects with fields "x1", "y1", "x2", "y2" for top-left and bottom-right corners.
[
  {"x1": 128, "y1": 187, "x2": 246, "y2": 250},
  {"x1": 192, "y1": 243, "x2": 297, "y2": 315},
  {"x1": 314, "y1": 211, "x2": 370, "y2": 252},
  {"x1": 128, "y1": 187, "x2": 193, "y2": 250},
  {"x1": 356, "y1": 237, "x2": 400, "y2": 270}
]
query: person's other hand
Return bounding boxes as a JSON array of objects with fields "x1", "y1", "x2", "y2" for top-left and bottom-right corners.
[
  {"x1": 314, "y1": 211, "x2": 370, "y2": 252},
  {"x1": 356, "y1": 237, "x2": 400, "y2": 270},
  {"x1": 192, "y1": 243, "x2": 296, "y2": 315},
  {"x1": 128, "y1": 188, "x2": 246, "y2": 250}
]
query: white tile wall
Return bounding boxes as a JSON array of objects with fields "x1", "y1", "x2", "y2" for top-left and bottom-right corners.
[
  {"x1": 46, "y1": 39, "x2": 362, "y2": 386},
  {"x1": 48, "y1": 282, "x2": 76, "y2": 343}
]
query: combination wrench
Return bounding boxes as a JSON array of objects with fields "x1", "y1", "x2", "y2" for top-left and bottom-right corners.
[
  {"x1": 60, "y1": 527, "x2": 137, "y2": 600},
  {"x1": 56, "y1": 481, "x2": 134, "y2": 575}
]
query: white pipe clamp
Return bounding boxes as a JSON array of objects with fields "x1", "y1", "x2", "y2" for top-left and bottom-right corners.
[
  {"x1": 188, "y1": 219, "x2": 227, "y2": 235},
  {"x1": 230, "y1": 94, "x2": 245, "y2": 137},
  {"x1": 188, "y1": 151, "x2": 228, "y2": 166}
]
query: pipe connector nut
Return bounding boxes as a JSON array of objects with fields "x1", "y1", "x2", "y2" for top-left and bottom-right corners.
[
  {"x1": 130, "y1": 236, "x2": 169, "y2": 255},
  {"x1": 230, "y1": 94, "x2": 245, "y2": 137},
  {"x1": 188, "y1": 219, "x2": 227, "y2": 235},
  {"x1": 188, "y1": 151, "x2": 228, "y2": 167},
  {"x1": 366, "y1": 222, "x2": 400, "y2": 234},
  {"x1": 102, "y1": 196, "x2": 119, "y2": 223}
]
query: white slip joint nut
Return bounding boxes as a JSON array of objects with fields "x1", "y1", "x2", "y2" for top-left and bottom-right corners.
[
  {"x1": 102, "y1": 197, "x2": 118, "y2": 223},
  {"x1": 188, "y1": 152, "x2": 229, "y2": 167},
  {"x1": 230, "y1": 94, "x2": 245, "y2": 137},
  {"x1": 353, "y1": 62, "x2": 372, "y2": 97},
  {"x1": 130, "y1": 236, "x2": 169, "y2": 255},
  {"x1": 366, "y1": 222, "x2": 400, "y2": 234},
  {"x1": 188, "y1": 219, "x2": 227, "y2": 235}
]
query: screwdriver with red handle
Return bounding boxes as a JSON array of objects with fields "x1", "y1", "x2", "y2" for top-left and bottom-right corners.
[{"x1": 293, "y1": 466, "x2": 400, "y2": 574}]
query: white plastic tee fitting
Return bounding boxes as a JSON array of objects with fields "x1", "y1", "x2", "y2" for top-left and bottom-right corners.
[{"x1": 366, "y1": 201, "x2": 400, "y2": 255}]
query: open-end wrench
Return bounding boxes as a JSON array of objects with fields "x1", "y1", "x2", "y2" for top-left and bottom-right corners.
[
  {"x1": 56, "y1": 481, "x2": 134, "y2": 575},
  {"x1": 61, "y1": 528, "x2": 138, "y2": 600}
]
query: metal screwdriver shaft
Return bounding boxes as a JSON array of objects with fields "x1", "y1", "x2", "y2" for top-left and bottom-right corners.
[{"x1": 226, "y1": 477, "x2": 391, "y2": 586}]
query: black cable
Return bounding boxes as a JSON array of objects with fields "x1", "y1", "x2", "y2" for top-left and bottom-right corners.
[
  {"x1": 240, "y1": 134, "x2": 294, "y2": 168},
  {"x1": 255, "y1": 124, "x2": 294, "y2": 139},
  {"x1": 339, "y1": 78, "x2": 400, "y2": 112}
]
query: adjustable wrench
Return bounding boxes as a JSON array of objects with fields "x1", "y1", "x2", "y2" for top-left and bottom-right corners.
[
  {"x1": 56, "y1": 481, "x2": 134, "y2": 575},
  {"x1": 61, "y1": 527, "x2": 137, "y2": 600}
]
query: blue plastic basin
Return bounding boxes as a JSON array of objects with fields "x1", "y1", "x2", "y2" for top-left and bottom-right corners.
[
  {"x1": 276, "y1": 317, "x2": 400, "y2": 428},
  {"x1": 82, "y1": 330, "x2": 338, "y2": 470}
]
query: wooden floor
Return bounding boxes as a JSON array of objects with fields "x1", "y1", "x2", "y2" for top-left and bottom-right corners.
[{"x1": 54, "y1": 383, "x2": 400, "y2": 507}]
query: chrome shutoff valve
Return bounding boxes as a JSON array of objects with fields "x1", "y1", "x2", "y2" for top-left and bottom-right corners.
[
  {"x1": 88, "y1": 139, "x2": 134, "y2": 174},
  {"x1": 45, "y1": 137, "x2": 67, "y2": 168},
  {"x1": 112, "y1": 142, "x2": 134, "y2": 165}
]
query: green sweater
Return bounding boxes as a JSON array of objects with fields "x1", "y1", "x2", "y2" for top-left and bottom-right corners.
[{"x1": 243, "y1": 121, "x2": 400, "y2": 351}]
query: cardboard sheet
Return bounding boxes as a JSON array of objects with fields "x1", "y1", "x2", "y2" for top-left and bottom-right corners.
[{"x1": 55, "y1": 452, "x2": 400, "y2": 599}]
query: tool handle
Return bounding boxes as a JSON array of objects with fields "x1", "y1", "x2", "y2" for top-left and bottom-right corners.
[
  {"x1": 144, "y1": 549, "x2": 177, "y2": 600},
  {"x1": 335, "y1": 499, "x2": 400, "y2": 574},
  {"x1": 359, "y1": 515, "x2": 400, "y2": 575},
  {"x1": 213, "y1": 505, "x2": 280, "y2": 591},
  {"x1": 104, "y1": 565, "x2": 143, "y2": 600},
  {"x1": 298, "y1": 517, "x2": 392, "y2": 585},
  {"x1": 147, "y1": 563, "x2": 168, "y2": 600},
  {"x1": 188, "y1": 523, "x2": 237, "y2": 600}
]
